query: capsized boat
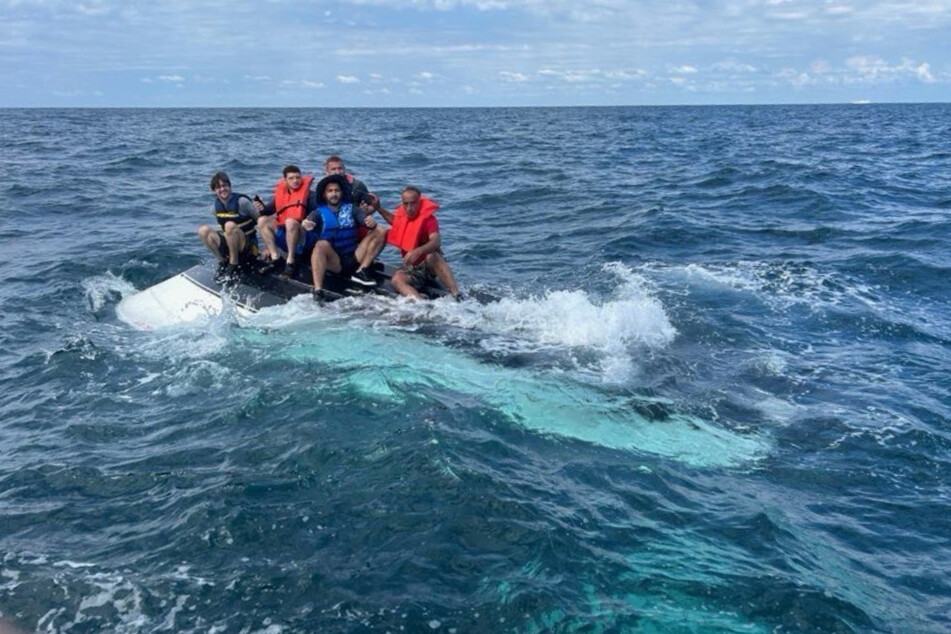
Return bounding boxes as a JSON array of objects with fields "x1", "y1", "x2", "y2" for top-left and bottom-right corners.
[{"x1": 116, "y1": 259, "x2": 448, "y2": 331}]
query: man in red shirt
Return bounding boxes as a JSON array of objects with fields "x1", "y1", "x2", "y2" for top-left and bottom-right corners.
[{"x1": 365, "y1": 186, "x2": 460, "y2": 299}]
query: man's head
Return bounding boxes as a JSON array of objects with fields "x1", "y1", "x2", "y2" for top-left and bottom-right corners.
[
  {"x1": 324, "y1": 182, "x2": 343, "y2": 207},
  {"x1": 283, "y1": 165, "x2": 303, "y2": 191},
  {"x1": 210, "y1": 171, "x2": 231, "y2": 202},
  {"x1": 316, "y1": 173, "x2": 351, "y2": 207},
  {"x1": 325, "y1": 155, "x2": 345, "y2": 176},
  {"x1": 401, "y1": 186, "x2": 422, "y2": 219}
]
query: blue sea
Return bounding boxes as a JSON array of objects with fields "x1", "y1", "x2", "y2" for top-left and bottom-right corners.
[{"x1": 1, "y1": 104, "x2": 950, "y2": 633}]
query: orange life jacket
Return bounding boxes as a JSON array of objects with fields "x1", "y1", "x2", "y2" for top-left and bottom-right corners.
[
  {"x1": 386, "y1": 196, "x2": 439, "y2": 253},
  {"x1": 273, "y1": 175, "x2": 314, "y2": 224}
]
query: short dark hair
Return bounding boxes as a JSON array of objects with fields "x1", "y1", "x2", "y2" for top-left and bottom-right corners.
[
  {"x1": 325, "y1": 155, "x2": 344, "y2": 168},
  {"x1": 209, "y1": 171, "x2": 230, "y2": 191},
  {"x1": 283, "y1": 165, "x2": 302, "y2": 177},
  {"x1": 401, "y1": 185, "x2": 422, "y2": 197}
]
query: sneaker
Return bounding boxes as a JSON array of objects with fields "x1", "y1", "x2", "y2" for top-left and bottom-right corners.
[
  {"x1": 214, "y1": 260, "x2": 229, "y2": 281},
  {"x1": 257, "y1": 256, "x2": 284, "y2": 275},
  {"x1": 217, "y1": 263, "x2": 241, "y2": 286},
  {"x1": 281, "y1": 260, "x2": 299, "y2": 280},
  {"x1": 350, "y1": 268, "x2": 377, "y2": 287},
  {"x1": 312, "y1": 288, "x2": 342, "y2": 303}
]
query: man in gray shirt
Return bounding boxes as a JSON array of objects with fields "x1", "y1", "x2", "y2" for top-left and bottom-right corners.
[{"x1": 198, "y1": 171, "x2": 261, "y2": 282}]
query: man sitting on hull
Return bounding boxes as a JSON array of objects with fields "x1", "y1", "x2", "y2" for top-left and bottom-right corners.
[
  {"x1": 364, "y1": 186, "x2": 460, "y2": 300},
  {"x1": 198, "y1": 171, "x2": 260, "y2": 282},
  {"x1": 324, "y1": 154, "x2": 389, "y2": 254},
  {"x1": 304, "y1": 174, "x2": 385, "y2": 301},
  {"x1": 254, "y1": 165, "x2": 317, "y2": 278}
]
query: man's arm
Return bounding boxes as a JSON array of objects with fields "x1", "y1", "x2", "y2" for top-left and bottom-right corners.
[
  {"x1": 254, "y1": 195, "x2": 276, "y2": 216},
  {"x1": 363, "y1": 193, "x2": 394, "y2": 225},
  {"x1": 350, "y1": 178, "x2": 370, "y2": 208},
  {"x1": 238, "y1": 197, "x2": 260, "y2": 219},
  {"x1": 404, "y1": 231, "x2": 441, "y2": 267}
]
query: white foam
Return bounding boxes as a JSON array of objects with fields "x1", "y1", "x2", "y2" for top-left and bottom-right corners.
[
  {"x1": 674, "y1": 260, "x2": 881, "y2": 313},
  {"x1": 82, "y1": 272, "x2": 138, "y2": 313},
  {"x1": 247, "y1": 262, "x2": 676, "y2": 384}
]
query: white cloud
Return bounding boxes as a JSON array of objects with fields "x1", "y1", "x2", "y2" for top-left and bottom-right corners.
[
  {"x1": 281, "y1": 79, "x2": 324, "y2": 88},
  {"x1": 779, "y1": 67, "x2": 812, "y2": 86},
  {"x1": 499, "y1": 71, "x2": 529, "y2": 82},
  {"x1": 337, "y1": 74, "x2": 361, "y2": 83},
  {"x1": 158, "y1": 74, "x2": 184, "y2": 82},
  {"x1": 915, "y1": 62, "x2": 935, "y2": 83},
  {"x1": 671, "y1": 65, "x2": 698, "y2": 74},
  {"x1": 536, "y1": 68, "x2": 604, "y2": 83},
  {"x1": 824, "y1": 4, "x2": 854, "y2": 15},
  {"x1": 713, "y1": 61, "x2": 757, "y2": 73},
  {"x1": 844, "y1": 55, "x2": 936, "y2": 83},
  {"x1": 416, "y1": 71, "x2": 435, "y2": 80},
  {"x1": 76, "y1": 2, "x2": 110, "y2": 15}
]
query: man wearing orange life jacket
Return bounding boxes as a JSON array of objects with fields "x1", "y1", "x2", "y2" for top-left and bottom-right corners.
[
  {"x1": 364, "y1": 186, "x2": 460, "y2": 300},
  {"x1": 254, "y1": 164, "x2": 318, "y2": 278}
]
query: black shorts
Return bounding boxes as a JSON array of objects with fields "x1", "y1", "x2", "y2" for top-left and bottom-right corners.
[
  {"x1": 216, "y1": 231, "x2": 258, "y2": 261},
  {"x1": 338, "y1": 251, "x2": 359, "y2": 276}
]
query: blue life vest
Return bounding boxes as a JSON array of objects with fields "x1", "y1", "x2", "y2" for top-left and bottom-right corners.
[
  {"x1": 214, "y1": 193, "x2": 256, "y2": 240},
  {"x1": 317, "y1": 203, "x2": 358, "y2": 254}
]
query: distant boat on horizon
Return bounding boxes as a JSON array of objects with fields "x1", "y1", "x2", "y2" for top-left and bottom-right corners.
[{"x1": 850, "y1": 99, "x2": 872, "y2": 104}]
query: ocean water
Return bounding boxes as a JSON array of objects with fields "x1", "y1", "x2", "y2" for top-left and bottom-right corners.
[{"x1": 0, "y1": 104, "x2": 949, "y2": 633}]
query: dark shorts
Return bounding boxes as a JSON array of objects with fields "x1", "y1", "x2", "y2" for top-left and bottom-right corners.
[
  {"x1": 338, "y1": 251, "x2": 359, "y2": 276},
  {"x1": 276, "y1": 227, "x2": 318, "y2": 256},
  {"x1": 401, "y1": 261, "x2": 436, "y2": 289},
  {"x1": 216, "y1": 231, "x2": 258, "y2": 262}
]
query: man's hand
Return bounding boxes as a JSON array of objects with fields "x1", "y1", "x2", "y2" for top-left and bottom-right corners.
[
  {"x1": 253, "y1": 195, "x2": 265, "y2": 213},
  {"x1": 364, "y1": 216, "x2": 377, "y2": 229},
  {"x1": 362, "y1": 192, "x2": 380, "y2": 211},
  {"x1": 403, "y1": 249, "x2": 421, "y2": 267},
  {"x1": 302, "y1": 219, "x2": 315, "y2": 231}
]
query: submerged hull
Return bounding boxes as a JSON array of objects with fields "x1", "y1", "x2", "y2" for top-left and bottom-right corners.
[{"x1": 116, "y1": 260, "x2": 446, "y2": 330}]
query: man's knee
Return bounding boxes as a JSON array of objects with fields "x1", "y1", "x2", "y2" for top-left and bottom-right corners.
[
  {"x1": 392, "y1": 270, "x2": 410, "y2": 286},
  {"x1": 257, "y1": 216, "x2": 273, "y2": 230},
  {"x1": 312, "y1": 240, "x2": 330, "y2": 260}
]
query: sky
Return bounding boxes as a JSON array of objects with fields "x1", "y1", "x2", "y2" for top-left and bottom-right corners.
[{"x1": 1, "y1": 0, "x2": 949, "y2": 107}]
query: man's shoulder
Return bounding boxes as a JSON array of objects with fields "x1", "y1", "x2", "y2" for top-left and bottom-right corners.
[{"x1": 236, "y1": 195, "x2": 258, "y2": 216}]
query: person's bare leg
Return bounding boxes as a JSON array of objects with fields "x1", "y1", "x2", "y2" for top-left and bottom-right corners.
[
  {"x1": 198, "y1": 225, "x2": 225, "y2": 262},
  {"x1": 284, "y1": 219, "x2": 301, "y2": 264},
  {"x1": 391, "y1": 270, "x2": 424, "y2": 299},
  {"x1": 310, "y1": 241, "x2": 342, "y2": 290},
  {"x1": 257, "y1": 216, "x2": 281, "y2": 260},
  {"x1": 223, "y1": 224, "x2": 245, "y2": 265},
  {"x1": 355, "y1": 227, "x2": 385, "y2": 270},
  {"x1": 425, "y1": 252, "x2": 459, "y2": 296}
]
